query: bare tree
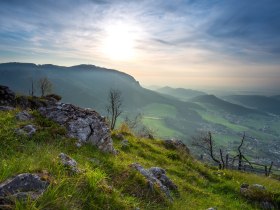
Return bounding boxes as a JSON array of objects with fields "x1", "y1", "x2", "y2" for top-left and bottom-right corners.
[
  {"x1": 232, "y1": 133, "x2": 253, "y2": 170},
  {"x1": 106, "y1": 89, "x2": 123, "y2": 130},
  {"x1": 124, "y1": 113, "x2": 143, "y2": 130},
  {"x1": 29, "y1": 78, "x2": 35, "y2": 97},
  {"x1": 38, "y1": 77, "x2": 52, "y2": 97},
  {"x1": 192, "y1": 131, "x2": 223, "y2": 169}
]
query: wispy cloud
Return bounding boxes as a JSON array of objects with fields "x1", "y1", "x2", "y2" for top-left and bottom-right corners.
[{"x1": 0, "y1": 0, "x2": 280, "y2": 90}]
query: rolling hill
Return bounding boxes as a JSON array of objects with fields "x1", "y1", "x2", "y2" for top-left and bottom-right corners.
[
  {"x1": 271, "y1": 95, "x2": 280, "y2": 101},
  {"x1": 223, "y1": 95, "x2": 280, "y2": 115},
  {"x1": 156, "y1": 86, "x2": 206, "y2": 101},
  {"x1": 191, "y1": 94, "x2": 264, "y2": 116}
]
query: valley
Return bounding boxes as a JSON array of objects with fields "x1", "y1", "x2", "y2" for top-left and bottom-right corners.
[{"x1": 0, "y1": 62, "x2": 279, "y2": 166}]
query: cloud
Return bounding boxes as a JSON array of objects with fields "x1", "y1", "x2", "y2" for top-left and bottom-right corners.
[{"x1": 0, "y1": 0, "x2": 280, "y2": 90}]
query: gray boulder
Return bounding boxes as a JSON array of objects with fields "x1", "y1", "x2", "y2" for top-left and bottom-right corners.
[
  {"x1": 149, "y1": 167, "x2": 178, "y2": 191},
  {"x1": 0, "y1": 173, "x2": 49, "y2": 205},
  {"x1": 15, "y1": 124, "x2": 36, "y2": 137},
  {"x1": 131, "y1": 163, "x2": 178, "y2": 201},
  {"x1": 240, "y1": 183, "x2": 275, "y2": 209},
  {"x1": 164, "y1": 139, "x2": 189, "y2": 153},
  {"x1": 39, "y1": 103, "x2": 116, "y2": 153},
  {"x1": 0, "y1": 106, "x2": 15, "y2": 111},
  {"x1": 15, "y1": 111, "x2": 33, "y2": 121},
  {"x1": 58, "y1": 153, "x2": 80, "y2": 174}
]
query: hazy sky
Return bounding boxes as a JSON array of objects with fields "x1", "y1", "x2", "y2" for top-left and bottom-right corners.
[{"x1": 0, "y1": 0, "x2": 280, "y2": 91}]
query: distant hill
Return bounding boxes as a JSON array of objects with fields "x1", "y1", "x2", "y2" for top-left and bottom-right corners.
[
  {"x1": 191, "y1": 94, "x2": 263, "y2": 116},
  {"x1": 156, "y1": 86, "x2": 206, "y2": 101},
  {"x1": 271, "y1": 95, "x2": 280, "y2": 101},
  {"x1": 224, "y1": 95, "x2": 280, "y2": 115},
  {"x1": 0, "y1": 62, "x2": 202, "y2": 125}
]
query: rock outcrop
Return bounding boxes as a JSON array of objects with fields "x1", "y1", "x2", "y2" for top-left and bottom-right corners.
[
  {"x1": 15, "y1": 124, "x2": 37, "y2": 137},
  {"x1": 164, "y1": 139, "x2": 190, "y2": 153},
  {"x1": 0, "y1": 85, "x2": 15, "y2": 106},
  {"x1": 0, "y1": 106, "x2": 15, "y2": 111},
  {"x1": 39, "y1": 103, "x2": 116, "y2": 153},
  {"x1": 58, "y1": 153, "x2": 80, "y2": 174},
  {"x1": 15, "y1": 111, "x2": 33, "y2": 121},
  {"x1": 240, "y1": 183, "x2": 275, "y2": 209},
  {"x1": 0, "y1": 173, "x2": 49, "y2": 207},
  {"x1": 131, "y1": 163, "x2": 178, "y2": 201}
]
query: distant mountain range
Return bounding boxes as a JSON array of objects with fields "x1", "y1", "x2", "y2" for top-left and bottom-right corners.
[
  {"x1": 223, "y1": 95, "x2": 280, "y2": 115},
  {"x1": 156, "y1": 86, "x2": 206, "y2": 100},
  {"x1": 0, "y1": 62, "x2": 201, "y2": 120},
  {"x1": 191, "y1": 94, "x2": 264, "y2": 116}
]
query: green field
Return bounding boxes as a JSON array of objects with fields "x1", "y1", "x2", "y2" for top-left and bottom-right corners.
[
  {"x1": 142, "y1": 117, "x2": 182, "y2": 138},
  {"x1": 142, "y1": 103, "x2": 177, "y2": 118}
]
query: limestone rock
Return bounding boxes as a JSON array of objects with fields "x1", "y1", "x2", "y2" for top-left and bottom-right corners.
[
  {"x1": 0, "y1": 85, "x2": 15, "y2": 106},
  {"x1": 15, "y1": 111, "x2": 33, "y2": 121},
  {"x1": 240, "y1": 183, "x2": 275, "y2": 209},
  {"x1": 149, "y1": 167, "x2": 178, "y2": 191},
  {"x1": 164, "y1": 139, "x2": 189, "y2": 153},
  {"x1": 58, "y1": 153, "x2": 80, "y2": 174},
  {"x1": 131, "y1": 163, "x2": 178, "y2": 201},
  {"x1": 0, "y1": 173, "x2": 49, "y2": 205},
  {"x1": 15, "y1": 124, "x2": 36, "y2": 137},
  {"x1": 0, "y1": 106, "x2": 15, "y2": 111},
  {"x1": 251, "y1": 184, "x2": 266, "y2": 190},
  {"x1": 39, "y1": 103, "x2": 116, "y2": 153}
]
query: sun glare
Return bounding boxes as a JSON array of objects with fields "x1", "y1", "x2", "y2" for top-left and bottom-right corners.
[{"x1": 102, "y1": 23, "x2": 137, "y2": 61}]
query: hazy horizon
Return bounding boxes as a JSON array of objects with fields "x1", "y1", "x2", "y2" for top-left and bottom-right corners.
[{"x1": 1, "y1": 0, "x2": 280, "y2": 92}]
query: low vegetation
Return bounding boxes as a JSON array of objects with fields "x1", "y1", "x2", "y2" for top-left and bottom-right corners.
[{"x1": 1, "y1": 109, "x2": 280, "y2": 209}]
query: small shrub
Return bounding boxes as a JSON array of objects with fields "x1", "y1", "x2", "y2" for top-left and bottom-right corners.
[
  {"x1": 45, "y1": 94, "x2": 62, "y2": 101},
  {"x1": 167, "y1": 152, "x2": 181, "y2": 161}
]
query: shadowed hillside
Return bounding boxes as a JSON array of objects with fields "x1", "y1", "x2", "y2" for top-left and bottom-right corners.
[
  {"x1": 191, "y1": 95, "x2": 264, "y2": 116},
  {"x1": 224, "y1": 95, "x2": 280, "y2": 115},
  {"x1": 156, "y1": 86, "x2": 206, "y2": 101},
  {"x1": 0, "y1": 63, "x2": 201, "y2": 116}
]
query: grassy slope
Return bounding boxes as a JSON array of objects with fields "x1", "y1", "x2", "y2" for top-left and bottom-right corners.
[
  {"x1": 141, "y1": 103, "x2": 183, "y2": 137},
  {"x1": 1, "y1": 110, "x2": 280, "y2": 210}
]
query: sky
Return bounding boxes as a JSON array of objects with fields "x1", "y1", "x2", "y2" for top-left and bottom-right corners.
[{"x1": 0, "y1": 0, "x2": 280, "y2": 92}]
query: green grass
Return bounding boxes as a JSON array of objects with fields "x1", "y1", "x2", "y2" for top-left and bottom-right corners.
[
  {"x1": 1, "y1": 109, "x2": 280, "y2": 209},
  {"x1": 142, "y1": 117, "x2": 182, "y2": 138},
  {"x1": 142, "y1": 103, "x2": 177, "y2": 118}
]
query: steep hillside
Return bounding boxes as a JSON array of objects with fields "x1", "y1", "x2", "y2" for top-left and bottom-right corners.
[
  {"x1": 0, "y1": 62, "x2": 205, "y2": 141},
  {"x1": 156, "y1": 86, "x2": 206, "y2": 101},
  {"x1": 1, "y1": 63, "x2": 280, "y2": 167},
  {"x1": 224, "y1": 95, "x2": 280, "y2": 115},
  {"x1": 1, "y1": 108, "x2": 280, "y2": 209},
  {"x1": 0, "y1": 62, "x2": 201, "y2": 117}
]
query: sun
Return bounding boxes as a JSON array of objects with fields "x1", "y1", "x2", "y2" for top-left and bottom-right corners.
[{"x1": 101, "y1": 23, "x2": 137, "y2": 61}]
